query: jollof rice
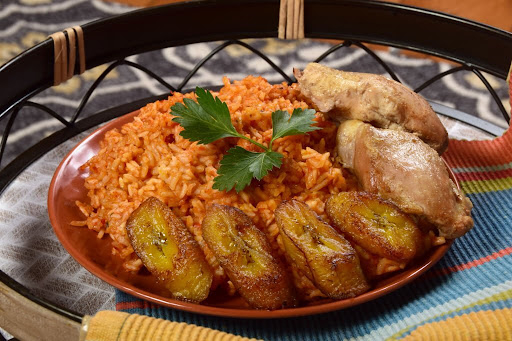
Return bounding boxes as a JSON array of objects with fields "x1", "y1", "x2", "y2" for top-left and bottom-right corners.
[{"x1": 73, "y1": 75, "x2": 353, "y2": 294}]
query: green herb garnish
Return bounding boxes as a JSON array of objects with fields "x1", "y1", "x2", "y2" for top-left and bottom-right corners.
[{"x1": 171, "y1": 87, "x2": 320, "y2": 192}]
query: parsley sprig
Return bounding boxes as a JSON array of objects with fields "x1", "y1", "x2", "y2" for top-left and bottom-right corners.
[{"x1": 171, "y1": 87, "x2": 320, "y2": 192}]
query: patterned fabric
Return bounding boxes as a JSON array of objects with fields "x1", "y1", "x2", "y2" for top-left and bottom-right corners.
[
  {"x1": 0, "y1": 132, "x2": 117, "y2": 314},
  {"x1": 114, "y1": 74, "x2": 512, "y2": 340}
]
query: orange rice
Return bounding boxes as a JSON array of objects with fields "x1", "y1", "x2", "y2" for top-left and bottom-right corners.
[{"x1": 74, "y1": 75, "x2": 353, "y2": 292}]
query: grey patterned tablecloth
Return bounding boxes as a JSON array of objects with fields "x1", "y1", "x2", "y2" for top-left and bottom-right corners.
[{"x1": 0, "y1": 0, "x2": 510, "y2": 326}]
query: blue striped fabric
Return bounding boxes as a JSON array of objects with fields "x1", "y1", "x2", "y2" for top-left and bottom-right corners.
[
  {"x1": 117, "y1": 81, "x2": 512, "y2": 341},
  {"x1": 116, "y1": 187, "x2": 512, "y2": 340},
  {"x1": 116, "y1": 130, "x2": 512, "y2": 340}
]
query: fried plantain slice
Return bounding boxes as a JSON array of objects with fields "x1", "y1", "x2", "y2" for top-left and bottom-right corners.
[
  {"x1": 202, "y1": 204, "x2": 297, "y2": 310},
  {"x1": 275, "y1": 199, "x2": 369, "y2": 299},
  {"x1": 326, "y1": 192, "x2": 425, "y2": 263},
  {"x1": 126, "y1": 197, "x2": 213, "y2": 303}
]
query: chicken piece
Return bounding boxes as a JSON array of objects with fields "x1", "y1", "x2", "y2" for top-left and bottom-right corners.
[
  {"x1": 336, "y1": 120, "x2": 473, "y2": 239},
  {"x1": 126, "y1": 197, "x2": 213, "y2": 302},
  {"x1": 202, "y1": 204, "x2": 297, "y2": 310},
  {"x1": 275, "y1": 200, "x2": 369, "y2": 299},
  {"x1": 294, "y1": 63, "x2": 448, "y2": 154}
]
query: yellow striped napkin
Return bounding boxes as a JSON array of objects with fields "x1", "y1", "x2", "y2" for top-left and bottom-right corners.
[{"x1": 81, "y1": 311, "x2": 260, "y2": 341}]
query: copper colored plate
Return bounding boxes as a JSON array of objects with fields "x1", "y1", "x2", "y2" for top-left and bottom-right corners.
[{"x1": 48, "y1": 111, "x2": 453, "y2": 319}]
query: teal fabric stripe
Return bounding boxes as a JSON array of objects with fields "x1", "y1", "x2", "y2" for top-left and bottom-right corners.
[{"x1": 431, "y1": 189, "x2": 512, "y2": 266}]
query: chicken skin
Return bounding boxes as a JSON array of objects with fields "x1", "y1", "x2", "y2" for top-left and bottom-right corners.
[
  {"x1": 294, "y1": 63, "x2": 448, "y2": 154},
  {"x1": 336, "y1": 120, "x2": 473, "y2": 239}
]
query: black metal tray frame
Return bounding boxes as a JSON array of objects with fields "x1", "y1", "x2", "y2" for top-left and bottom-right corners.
[{"x1": 0, "y1": 0, "x2": 511, "y2": 327}]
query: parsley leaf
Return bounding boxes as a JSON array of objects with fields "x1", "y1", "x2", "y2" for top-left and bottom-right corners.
[
  {"x1": 171, "y1": 87, "x2": 239, "y2": 144},
  {"x1": 271, "y1": 108, "x2": 320, "y2": 144},
  {"x1": 213, "y1": 146, "x2": 283, "y2": 193},
  {"x1": 170, "y1": 87, "x2": 318, "y2": 192}
]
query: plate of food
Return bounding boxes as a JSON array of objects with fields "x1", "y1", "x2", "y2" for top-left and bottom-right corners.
[{"x1": 48, "y1": 63, "x2": 473, "y2": 318}]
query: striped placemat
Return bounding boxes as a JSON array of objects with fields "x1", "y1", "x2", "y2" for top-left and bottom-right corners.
[
  {"x1": 115, "y1": 126, "x2": 512, "y2": 341},
  {"x1": 112, "y1": 71, "x2": 512, "y2": 341}
]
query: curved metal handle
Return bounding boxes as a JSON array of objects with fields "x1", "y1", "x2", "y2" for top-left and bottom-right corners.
[{"x1": 1, "y1": 0, "x2": 511, "y2": 118}]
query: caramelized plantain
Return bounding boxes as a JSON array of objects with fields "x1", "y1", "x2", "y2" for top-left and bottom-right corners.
[
  {"x1": 126, "y1": 197, "x2": 212, "y2": 302},
  {"x1": 202, "y1": 204, "x2": 297, "y2": 310},
  {"x1": 326, "y1": 192, "x2": 425, "y2": 263},
  {"x1": 275, "y1": 200, "x2": 369, "y2": 299}
]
